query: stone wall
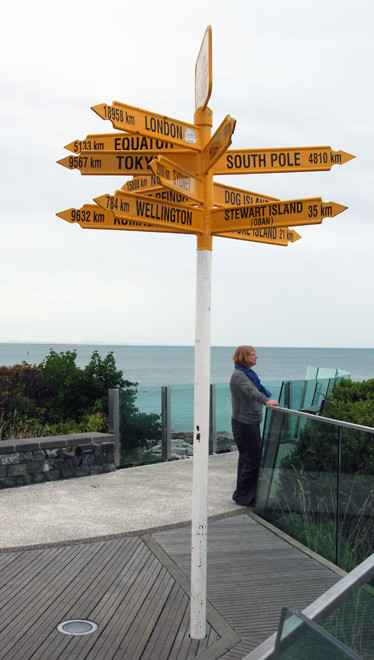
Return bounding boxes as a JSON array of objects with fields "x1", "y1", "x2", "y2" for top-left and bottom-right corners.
[{"x1": 0, "y1": 432, "x2": 116, "y2": 489}]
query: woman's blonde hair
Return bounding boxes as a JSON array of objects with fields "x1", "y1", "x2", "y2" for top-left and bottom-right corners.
[{"x1": 232, "y1": 345, "x2": 255, "y2": 367}]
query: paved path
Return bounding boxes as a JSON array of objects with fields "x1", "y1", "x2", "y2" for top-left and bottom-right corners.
[{"x1": 0, "y1": 452, "x2": 240, "y2": 549}]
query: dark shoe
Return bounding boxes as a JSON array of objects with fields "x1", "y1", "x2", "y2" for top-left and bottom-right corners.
[{"x1": 232, "y1": 497, "x2": 255, "y2": 507}]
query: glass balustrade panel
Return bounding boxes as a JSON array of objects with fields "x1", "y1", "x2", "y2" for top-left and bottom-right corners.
[{"x1": 118, "y1": 386, "x2": 162, "y2": 466}]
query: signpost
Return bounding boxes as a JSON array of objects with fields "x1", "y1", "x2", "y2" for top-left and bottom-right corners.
[
  {"x1": 64, "y1": 132, "x2": 191, "y2": 154},
  {"x1": 57, "y1": 23, "x2": 354, "y2": 643},
  {"x1": 211, "y1": 198, "x2": 347, "y2": 233},
  {"x1": 94, "y1": 190, "x2": 203, "y2": 234},
  {"x1": 149, "y1": 155, "x2": 204, "y2": 203},
  {"x1": 57, "y1": 204, "x2": 191, "y2": 234},
  {"x1": 212, "y1": 146, "x2": 355, "y2": 175},
  {"x1": 213, "y1": 182, "x2": 279, "y2": 207},
  {"x1": 203, "y1": 115, "x2": 236, "y2": 172},
  {"x1": 57, "y1": 151, "x2": 196, "y2": 177},
  {"x1": 217, "y1": 227, "x2": 301, "y2": 247},
  {"x1": 92, "y1": 101, "x2": 203, "y2": 151}
]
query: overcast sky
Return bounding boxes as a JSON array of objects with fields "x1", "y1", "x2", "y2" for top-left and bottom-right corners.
[{"x1": 1, "y1": 0, "x2": 372, "y2": 348}]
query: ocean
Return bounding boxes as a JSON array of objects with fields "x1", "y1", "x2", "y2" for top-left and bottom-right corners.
[
  {"x1": 2, "y1": 343, "x2": 373, "y2": 433},
  {"x1": 0, "y1": 343, "x2": 373, "y2": 385}
]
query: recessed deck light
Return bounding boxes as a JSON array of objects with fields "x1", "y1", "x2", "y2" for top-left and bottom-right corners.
[{"x1": 57, "y1": 619, "x2": 98, "y2": 636}]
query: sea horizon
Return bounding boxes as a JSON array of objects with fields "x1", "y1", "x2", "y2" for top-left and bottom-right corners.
[
  {"x1": 1, "y1": 342, "x2": 374, "y2": 386},
  {"x1": 1, "y1": 341, "x2": 373, "y2": 352}
]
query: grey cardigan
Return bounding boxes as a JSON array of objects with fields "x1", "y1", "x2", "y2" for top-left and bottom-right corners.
[{"x1": 230, "y1": 369, "x2": 269, "y2": 424}]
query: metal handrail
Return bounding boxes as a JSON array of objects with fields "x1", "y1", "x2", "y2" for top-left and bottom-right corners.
[
  {"x1": 267, "y1": 404, "x2": 374, "y2": 435},
  {"x1": 244, "y1": 553, "x2": 374, "y2": 660}
]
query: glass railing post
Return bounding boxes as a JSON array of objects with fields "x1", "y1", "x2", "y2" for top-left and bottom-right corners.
[
  {"x1": 209, "y1": 384, "x2": 217, "y2": 455},
  {"x1": 161, "y1": 386, "x2": 171, "y2": 461},
  {"x1": 336, "y1": 425, "x2": 342, "y2": 566},
  {"x1": 257, "y1": 407, "x2": 285, "y2": 515},
  {"x1": 108, "y1": 388, "x2": 120, "y2": 466}
]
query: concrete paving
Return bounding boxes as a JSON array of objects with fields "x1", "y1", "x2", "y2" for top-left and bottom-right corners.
[{"x1": 0, "y1": 452, "x2": 241, "y2": 550}]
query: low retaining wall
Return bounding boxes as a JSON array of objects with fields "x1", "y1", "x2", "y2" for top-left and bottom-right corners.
[{"x1": 0, "y1": 432, "x2": 116, "y2": 489}]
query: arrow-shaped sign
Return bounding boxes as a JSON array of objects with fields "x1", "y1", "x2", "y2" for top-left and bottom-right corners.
[
  {"x1": 149, "y1": 155, "x2": 204, "y2": 203},
  {"x1": 211, "y1": 198, "x2": 347, "y2": 233},
  {"x1": 94, "y1": 190, "x2": 203, "y2": 234},
  {"x1": 92, "y1": 102, "x2": 202, "y2": 151},
  {"x1": 213, "y1": 182, "x2": 279, "y2": 207},
  {"x1": 212, "y1": 146, "x2": 355, "y2": 175},
  {"x1": 56, "y1": 204, "x2": 115, "y2": 226},
  {"x1": 57, "y1": 151, "x2": 197, "y2": 176},
  {"x1": 64, "y1": 133, "x2": 191, "y2": 154},
  {"x1": 203, "y1": 115, "x2": 236, "y2": 172},
  {"x1": 121, "y1": 175, "x2": 196, "y2": 206},
  {"x1": 56, "y1": 204, "x2": 192, "y2": 234},
  {"x1": 217, "y1": 227, "x2": 301, "y2": 247},
  {"x1": 121, "y1": 175, "x2": 163, "y2": 194}
]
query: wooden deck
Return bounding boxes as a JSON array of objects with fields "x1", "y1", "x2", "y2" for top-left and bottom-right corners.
[{"x1": 0, "y1": 513, "x2": 342, "y2": 659}]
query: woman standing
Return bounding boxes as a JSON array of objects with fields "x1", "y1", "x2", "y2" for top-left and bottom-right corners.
[{"x1": 230, "y1": 345, "x2": 279, "y2": 507}]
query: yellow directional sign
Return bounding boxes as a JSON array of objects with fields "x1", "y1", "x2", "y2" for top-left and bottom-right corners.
[
  {"x1": 203, "y1": 115, "x2": 236, "y2": 172},
  {"x1": 195, "y1": 25, "x2": 212, "y2": 111},
  {"x1": 217, "y1": 227, "x2": 301, "y2": 247},
  {"x1": 64, "y1": 133, "x2": 190, "y2": 154},
  {"x1": 213, "y1": 182, "x2": 279, "y2": 207},
  {"x1": 150, "y1": 155, "x2": 204, "y2": 203},
  {"x1": 211, "y1": 198, "x2": 347, "y2": 233},
  {"x1": 121, "y1": 176, "x2": 195, "y2": 206},
  {"x1": 56, "y1": 204, "x2": 116, "y2": 226},
  {"x1": 147, "y1": 189, "x2": 196, "y2": 206},
  {"x1": 212, "y1": 146, "x2": 355, "y2": 175},
  {"x1": 57, "y1": 151, "x2": 197, "y2": 176},
  {"x1": 92, "y1": 102, "x2": 202, "y2": 151},
  {"x1": 121, "y1": 175, "x2": 162, "y2": 194},
  {"x1": 56, "y1": 204, "x2": 190, "y2": 234},
  {"x1": 94, "y1": 190, "x2": 203, "y2": 234}
]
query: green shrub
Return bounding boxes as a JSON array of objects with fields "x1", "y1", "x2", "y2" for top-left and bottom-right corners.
[
  {"x1": 35, "y1": 349, "x2": 128, "y2": 422},
  {"x1": 323, "y1": 378, "x2": 374, "y2": 427},
  {"x1": 118, "y1": 387, "x2": 161, "y2": 465},
  {"x1": 269, "y1": 379, "x2": 374, "y2": 570},
  {"x1": 0, "y1": 350, "x2": 160, "y2": 455}
]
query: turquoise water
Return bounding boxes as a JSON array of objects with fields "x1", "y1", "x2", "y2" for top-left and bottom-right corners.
[
  {"x1": 2, "y1": 343, "x2": 372, "y2": 433},
  {"x1": 1, "y1": 343, "x2": 373, "y2": 385}
]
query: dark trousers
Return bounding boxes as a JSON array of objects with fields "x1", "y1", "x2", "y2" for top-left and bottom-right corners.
[{"x1": 231, "y1": 418, "x2": 262, "y2": 506}]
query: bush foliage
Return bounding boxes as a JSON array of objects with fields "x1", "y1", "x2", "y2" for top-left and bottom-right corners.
[
  {"x1": 274, "y1": 378, "x2": 374, "y2": 570},
  {"x1": 0, "y1": 349, "x2": 160, "y2": 449},
  {"x1": 323, "y1": 378, "x2": 374, "y2": 427},
  {"x1": 281, "y1": 378, "x2": 374, "y2": 475}
]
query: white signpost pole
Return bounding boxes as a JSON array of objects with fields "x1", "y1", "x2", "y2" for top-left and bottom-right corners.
[
  {"x1": 190, "y1": 90, "x2": 213, "y2": 637},
  {"x1": 190, "y1": 246, "x2": 212, "y2": 639}
]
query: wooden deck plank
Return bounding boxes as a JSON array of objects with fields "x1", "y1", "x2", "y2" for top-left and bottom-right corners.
[
  {"x1": 153, "y1": 514, "x2": 342, "y2": 658},
  {"x1": 139, "y1": 581, "x2": 188, "y2": 659},
  {"x1": 1, "y1": 539, "x2": 138, "y2": 658},
  {"x1": 0, "y1": 545, "x2": 90, "y2": 656},
  {"x1": 112, "y1": 569, "x2": 175, "y2": 658},
  {"x1": 54, "y1": 543, "x2": 162, "y2": 660},
  {"x1": 33, "y1": 538, "x2": 148, "y2": 660},
  {"x1": 0, "y1": 513, "x2": 342, "y2": 659},
  {"x1": 0, "y1": 547, "x2": 65, "y2": 609}
]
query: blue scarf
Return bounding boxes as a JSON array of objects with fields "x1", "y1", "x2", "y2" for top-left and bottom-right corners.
[{"x1": 235, "y1": 365, "x2": 272, "y2": 398}]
